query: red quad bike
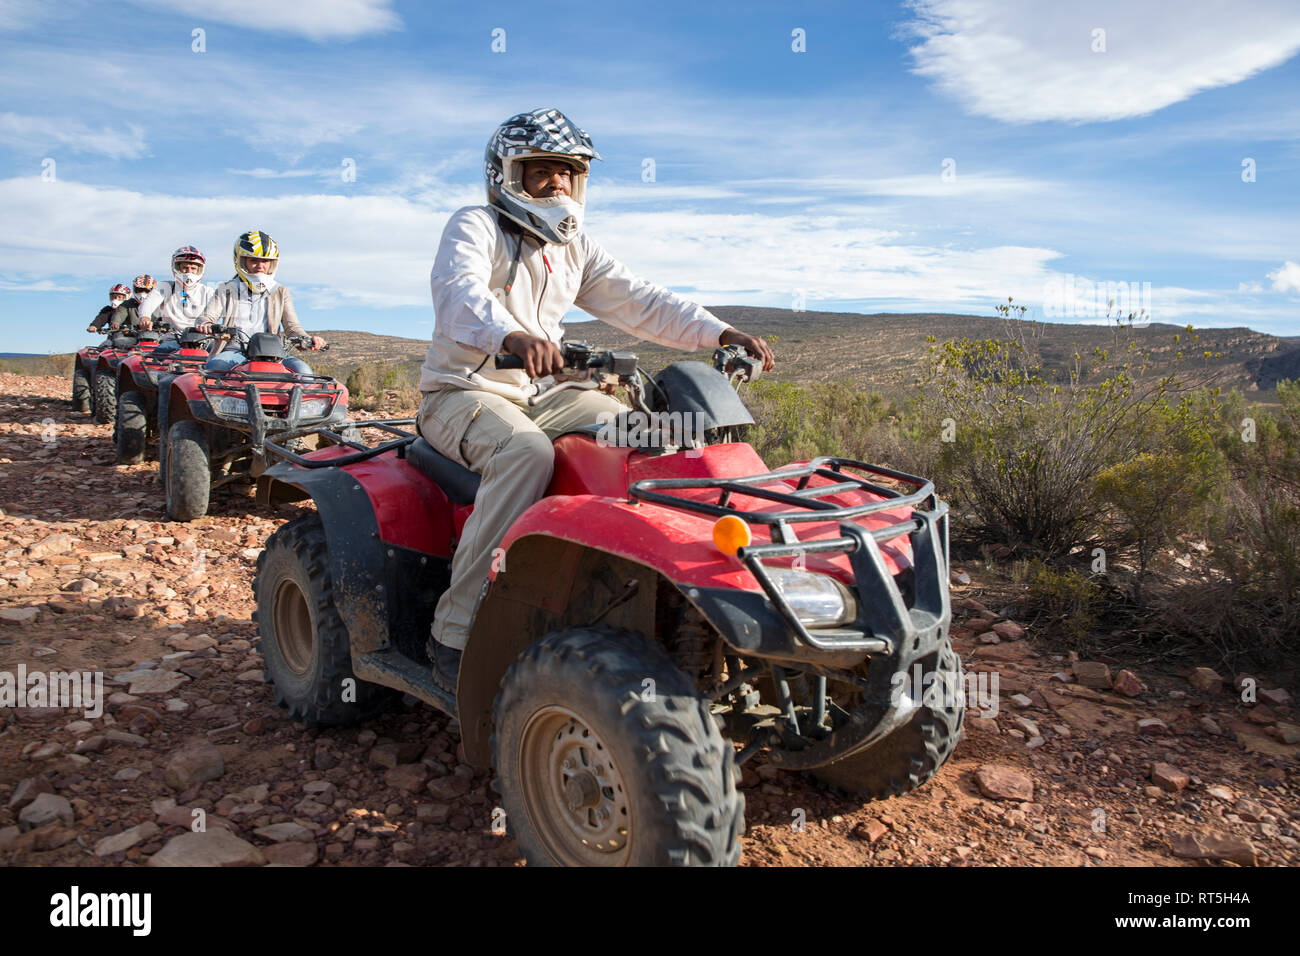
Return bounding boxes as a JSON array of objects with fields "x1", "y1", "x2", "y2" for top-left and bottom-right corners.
[
  {"x1": 72, "y1": 327, "x2": 166, "y2": 424},
  {"x1": 254, "y1": 343, "x2": 963, "y2": 866},
  {"x1": 162, "y1": 329, "x2": 347, "y2": 522},
  {"x1": 113, "y1": 325, "x2": 219, "y2": 465}
]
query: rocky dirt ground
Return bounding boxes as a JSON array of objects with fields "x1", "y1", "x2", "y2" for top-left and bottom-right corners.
[{"x1": 0, "y1": 371, "x2": 1296, "y2": 867}]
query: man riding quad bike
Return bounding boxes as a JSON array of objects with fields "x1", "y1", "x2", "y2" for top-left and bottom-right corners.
[
  {"x1": 80, "y1": 279, "x2": 167, "y2": 425},
  {"x1": 72, "y1": 283, "x2": 131, "y2": 414},
  {"x1": 160, "y1": 326, "x2": 344, "y2": 521},
  {"x1": 253, "y1": 341, "x2": 963, "y2": 867}
]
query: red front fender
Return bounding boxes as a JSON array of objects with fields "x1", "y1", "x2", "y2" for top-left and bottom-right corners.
[{"x1": 495, "y1": 492, "x2": 913, "y2": 594}]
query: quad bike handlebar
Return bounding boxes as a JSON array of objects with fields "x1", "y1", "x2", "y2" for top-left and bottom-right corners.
[{"x1": 493, "y1": 340, "x2": 761, "y2": 412}]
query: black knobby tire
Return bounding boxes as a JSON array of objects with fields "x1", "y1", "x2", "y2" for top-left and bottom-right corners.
[
  {"x1": 254, "y1": 514, "x2": 396, "y2": 726},
  {"x1": 157, "y1": 385, "x2": 172, "y2": 486},
  {"x1": 115, "y1": 390, "x2": 147, "y2": 464},
  {"x1": 71, "y1": 367, "x2": 91, "y2": 413},
  {"x1": 93, "y1": 370, "x2": 116, "y2": 425},
  {"x1": 165, "y1": 419, "x2": 211, "y2": 521},
  {"x1": 492, "y1": 627, "x2": 745, "y2": 866},
  {"x1": 810, "y1": 642, "x2": 965, "y2": 799}
]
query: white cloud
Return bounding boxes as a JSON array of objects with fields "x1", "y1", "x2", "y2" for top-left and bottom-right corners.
[
  {"x1": 0, "y1": 113, "x2": 147, "y2": 159},
  {"x1": 227, "y1": 167, "x2": 328, "y2": 179},
  {"x1": 1, "y1": 177, "x2": 1294, "y2": 342},
  {"x1": 1269, "y1": 260, "x2": 1300, "y2": 294},
  {"x1": 128, "y1": 0, "x2": 400, "y2": 41},
  {"x1": 903, "y1": 0, "x2": 1300, "y2": 123},
  {"x1": 1239, "y1": 280, "x2": 1265, "y2": 293}
]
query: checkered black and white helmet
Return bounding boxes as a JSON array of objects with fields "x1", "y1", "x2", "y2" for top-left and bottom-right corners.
[{"x1": 485, "y1": 108, "x2": 600, "y2": 245}]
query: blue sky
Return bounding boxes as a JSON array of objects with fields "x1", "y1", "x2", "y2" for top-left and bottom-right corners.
[{"x1": 1, "y1": 0, "x2": 1298, "y2": 354}]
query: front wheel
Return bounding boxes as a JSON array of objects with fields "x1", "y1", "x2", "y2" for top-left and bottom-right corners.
[
  {"x1": 165, "y1": 419, "x2": 210, "y2": 521},
  {"x1": 115, "y1": 390, "x2": 147, "y2": 464},
  {"x1": 93, "y1": 370, "x2": 116, "y2": 425},
  {"x1": 71, "y1": 366, "x2": 91, "y2": 413},
  {"x1": 254, "y1": 514, "x2": 396, "y2": 726},
  {"x1": 809, "y1": 642, "x2": 965, "y2": 799},
  {"x1": 492, "y1": 627, "x2": 744, "y2": 866}
]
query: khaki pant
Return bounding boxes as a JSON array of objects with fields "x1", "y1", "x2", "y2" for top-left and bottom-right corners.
[{"x1": 417, "y1": 386, "x2": 627, "y2": 650}]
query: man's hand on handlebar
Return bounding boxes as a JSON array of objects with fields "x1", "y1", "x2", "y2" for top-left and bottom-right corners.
[
  {"x1": 502, "y1": 331, "x2": 564, "y2": 379},
  {"x1": 719, "y1": 328, "x2": 775, "y2": 372},
  {"x1": 194, "y1": 322, "x2": 214, "y2": 334},
  {"x1": 139, "y1": 317, "x2": 152, "y2": 331},
  {"x1": 308, "y1": 335, "x2": 325, "y2": 350}
]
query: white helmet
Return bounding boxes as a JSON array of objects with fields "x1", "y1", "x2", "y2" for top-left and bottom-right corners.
[
  {"x1": 484, "y1": 108, "x2": 600, "y2": 245},
  {"x1": 171, "y1": 245, "x2": 205, "y2": 288}
]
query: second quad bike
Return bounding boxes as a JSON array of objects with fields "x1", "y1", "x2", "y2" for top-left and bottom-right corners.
[
  {"x1": 253, "y1": 343, "x2": 963, "y2": 866},
  {"x1": 113, "y1": 326, "x2": 220, "y2": 465},
  {"x1": 72, "y1": 327, "x2": 165, "y2": 424},
  {"x1": 162, "y1": 329, "x2": 346, "y2": 521}
]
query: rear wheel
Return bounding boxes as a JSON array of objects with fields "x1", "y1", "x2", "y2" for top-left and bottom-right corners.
[
  {"x1": 71, "y1": 367, "x2": 91, "y2": 413},
  {"x1": 115, "y1": 390, "x2": 147, "y2": 464},
  {"x1": 492, "y1": 627, "x2": 744, "y2": 866},
  {"x1": 255, "y1": 514, "x2": 396, "y2": 726},
  {"x1": 809, "y1": 642, "x2": 965, "y2": 799},
  {"x1": 93, "y1": 370, "x2": 116, "y2": 424},
  {"x1": 165, "y1": 420, "x2": 210, "y2": 521}
]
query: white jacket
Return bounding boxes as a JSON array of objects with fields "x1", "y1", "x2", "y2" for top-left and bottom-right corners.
[
  {"x1": 137, "y1": 280, "x2": 215, "y2": 332},
  {"x1": 419, "y1": 205, "x2": 731, "y2": 400}
]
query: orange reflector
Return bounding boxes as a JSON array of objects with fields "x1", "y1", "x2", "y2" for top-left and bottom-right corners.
[{"x1": 712, "y1": 515, "x2": 752, "y2": 556}]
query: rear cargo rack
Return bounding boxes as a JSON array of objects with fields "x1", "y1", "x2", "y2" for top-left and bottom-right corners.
[
  {"x1": 630, "y1": 457, "x2": 949, "y2": 655},
  {"x1": 263, "y1": 419, "x2": 418, "y2": 467}
]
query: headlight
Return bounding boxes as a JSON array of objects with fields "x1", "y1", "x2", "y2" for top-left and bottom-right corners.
[
  {"x1": 216, "y1": 396, "x2": 248, "y2": 416},
  {"x1": 300, "y1": 398, "x2": 331, "y2": 418},
  {"x1": 766, "y1": 567, "x2": 857, "y2": 628}
]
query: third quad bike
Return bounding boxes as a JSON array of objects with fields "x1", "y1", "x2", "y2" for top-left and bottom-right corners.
[
  {"x1": 72, "y1": 327, "x2": 165, "y2": 424},
  {"x1": 113, "y1": 325, "x2": 220, "y2": 465},
  {"x1": 162, "y1": 329, "x2": 346, "y2": 521},
  {"x1": 253, "y1": 343, "x2": 963, "y2": 866}
]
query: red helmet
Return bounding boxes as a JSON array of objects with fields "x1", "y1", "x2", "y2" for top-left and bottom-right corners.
[
  {"x1": 110, "y1": 283, "x2": 131, "y2": 298},
  {"x1": 132, "y1": 275, "x2": 156, "y2": 296}
]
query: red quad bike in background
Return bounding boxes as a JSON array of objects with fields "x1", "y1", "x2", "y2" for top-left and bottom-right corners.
[
  {"x1": 162, "y1": 329, "x2": 348, "y2": 522},
  {"x1": 253, "y1": 343, "x2": 963, "y2": 867},
  {"x1": 71, "y1": 327, "x2": 166, "y2": 424},
  {"x1": 113, "y1": 325, "x2": 220, "y2": 465}
]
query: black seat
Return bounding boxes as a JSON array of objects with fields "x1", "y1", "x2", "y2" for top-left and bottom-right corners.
[
  {"x1": 180, "y1": 329, "x2": 208, "y2": 346},
  {"x1": 406, "y1": 438, "x2": 481, "y2": 505},
  {"x1": 247, "y1": 332, "x2": 286, "y2": 361}
]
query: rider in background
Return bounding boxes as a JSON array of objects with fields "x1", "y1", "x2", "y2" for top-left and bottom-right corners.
[
  {"x1": 140, "y1": 246, "x2": 217, "y2": 356},
  {"x1": 107, "y1": 275, "x2": 158, "y2": 333},
  {"x1": 88, "y1": 284, "x2": 131, "y2": 334},
  {"x1": 199, "y1": 230, "x2": 325, "y2": 374}
]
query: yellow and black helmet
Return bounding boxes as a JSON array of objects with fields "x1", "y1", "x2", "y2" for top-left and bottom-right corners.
[{"x1": 234, "y1": 229, "x2": 279, "y2": 291}]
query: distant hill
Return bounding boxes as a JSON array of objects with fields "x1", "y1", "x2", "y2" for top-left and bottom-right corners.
[{"x1": 315, "y1": 308, "x2": 1299, "y2": 397}]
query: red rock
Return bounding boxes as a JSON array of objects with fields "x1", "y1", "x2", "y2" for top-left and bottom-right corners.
[
  {"x1": 1169, "y1": 831, "x2": 1256, "y2": 866},
  {"x1": 1188, "y1": 667, "x2": 1223, "y2": 694},
  {"x1": 1112, "y1": 670, "x2": 1143, "y2": 697},
  {"x1": 1071, "y1": 661, "x2": 1112, "y2": 689},
  {"x1": 851, "y1": 819, "x2": 888, "y2": 843},
  {"x1": 1151, "y1": 762, "x2": 1189, "y2": 792},
  {"x1": 991, "y1": 621, "x2": 1025, "y2": 641},
  {"x1": 974, "y1": 765, "x2": 1034, "y2": 802}
]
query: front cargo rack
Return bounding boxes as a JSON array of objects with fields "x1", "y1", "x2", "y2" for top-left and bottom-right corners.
[{"x1": 629, "y1": 457, "x2": 950, "y2": 655}]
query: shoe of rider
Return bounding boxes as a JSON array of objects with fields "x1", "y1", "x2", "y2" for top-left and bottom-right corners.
[
  {"x1": 108, "y1": 275, "x2": 157, "y2": 333},
  {"x1": 138, "y1": 246, "x2": 216, "y2": 346},
  {"x1": 89, "y1": 284, "x2": 131, "y2": 333},
  {"x1": 418, "y1": 107, "x2": 775, "y2": 689},
  {"x1": 198, "y1": 230, "x2": 325, "y2": 370}
]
